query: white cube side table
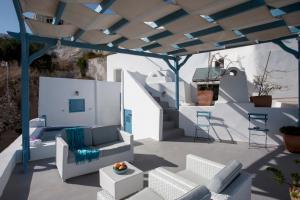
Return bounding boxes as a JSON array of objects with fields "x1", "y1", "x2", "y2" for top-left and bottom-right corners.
[{"x1": 99, "y1": 162, "x2": 143, "y2": 200}]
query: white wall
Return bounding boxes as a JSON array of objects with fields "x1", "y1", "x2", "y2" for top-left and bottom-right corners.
[
  {"x1": 97, "y1": 81, "x2": 121, "y2": 126},
  {"x1": 218, "y1": 69, "x2": 249, "y2": 103},
  {"x1": 123, "y1": 71, "x2": 163, "y2": 141},
  {"x1": 107, "y1": 39, "x2": 298, "y2": 100},
  {"x1": 179, "y1": 104, "x2": 298, "y2": 145},
  {"x1": 38, "y1": 77, "x2": 120, "y2": 127}
]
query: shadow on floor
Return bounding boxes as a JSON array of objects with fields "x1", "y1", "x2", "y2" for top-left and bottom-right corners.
[
  {"x1": 163, "y1": 136, "x2": 213, "y2": 143},
  {"x1": 133, "y1": 153, "x2": 178, "y2": 171},
  {"x1": 66, "y1": 172, "x2": 99, "y2": 187},
  {"x1": 1, "y1": 158, "x2": 56, "y2": 200},
  {"x1": 164, "y1": 136, "x2": 237, "y2": 144},
  {"x1": 246, "y1": 146, "x2": 300, "y2": 200}
]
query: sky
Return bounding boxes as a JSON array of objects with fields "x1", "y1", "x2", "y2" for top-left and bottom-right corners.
[{"x1": 0, "y1": 0, "x2": 19, "y2": 34}]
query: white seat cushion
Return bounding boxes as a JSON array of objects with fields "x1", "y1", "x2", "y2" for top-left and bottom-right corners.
[
  {"x1": 176, "y1": 170, "x2": 210, "y2": 186},
  {"x1": 97, "y1": 141, "x2": 131, "y2": 157},
  {"x1": 208, "y1": 160, "x2": 242, "y2": 193},
  {"x1": 176, "y1": 185, "x2": 211, "y2": 200},
  {"x1": 127, "y1": 188, "x2": 164, "y2": 200}
]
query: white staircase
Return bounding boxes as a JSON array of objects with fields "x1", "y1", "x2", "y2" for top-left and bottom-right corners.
[{"x1": 153, "y1": 97, "x2": 184, "y2": 140}]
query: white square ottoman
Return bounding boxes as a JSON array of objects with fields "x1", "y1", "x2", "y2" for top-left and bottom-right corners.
[{"x1": 99, "y1": 162, "x2": 143, "y2": 200}]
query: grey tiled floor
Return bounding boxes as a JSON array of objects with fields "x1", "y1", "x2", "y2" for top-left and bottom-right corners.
[{"x1": 1, "y1": 137, "x2": 298, "y2": 200}]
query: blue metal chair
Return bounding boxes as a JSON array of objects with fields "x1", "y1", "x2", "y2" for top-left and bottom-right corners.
[
  {"x1": 194, "y1": 111, "x2": 211, "y2": 141},
  {"x1": 248, "y1": 113, "x2": 269, "y2": 148}
]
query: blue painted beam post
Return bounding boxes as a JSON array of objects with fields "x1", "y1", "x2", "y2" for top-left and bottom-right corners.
[
  {"x1": 12, "y1": 0, "x2": 30, "y2": 172},
  {"x1": 175, "y1": 59, "x2": 180, "y2": 110},
  {"x1": 163, "y1": 56, "x2": 192, "y2": 110},
  {"x1": 298, "y1": 38, "x2": 300, "y2": 127},
  {"x1": 20, "y1": 33, "x2": 30, "y2": 172}
]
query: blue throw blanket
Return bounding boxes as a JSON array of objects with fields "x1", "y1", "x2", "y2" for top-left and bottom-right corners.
[{"x1": 66, "y1": 127, "x2": 100, "y2": 164}]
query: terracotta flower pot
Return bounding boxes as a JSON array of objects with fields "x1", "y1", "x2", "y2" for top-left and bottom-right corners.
[
  {"x1": 284, "y1": 134, "x2": 300, "y2": 153},
  {"x1": 250, "y1": 95, "x2": 272, "y2": 107},
  {"x1": 289, "y1": 187, "x2": 300, "y2": 200},
  {"x1": 197, "y1": 90, "x2": 213, "y2": 106}
]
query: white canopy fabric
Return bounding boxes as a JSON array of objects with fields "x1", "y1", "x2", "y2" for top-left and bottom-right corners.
[{"x1": 20, "y1": 0, "x2": 300, "y2": 56}]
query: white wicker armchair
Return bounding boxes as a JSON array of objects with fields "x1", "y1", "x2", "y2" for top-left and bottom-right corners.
[
  {"x1": 155, "y1": 155, "x2": 253, "y2": 200},
  {"x1": 126, "y1": 168, "x2": 211, "y2": 200}
]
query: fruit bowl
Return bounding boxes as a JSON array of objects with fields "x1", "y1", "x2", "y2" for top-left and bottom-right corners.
[{"x1": 113, "y1": 162, "x2": 128, "y2": 174}]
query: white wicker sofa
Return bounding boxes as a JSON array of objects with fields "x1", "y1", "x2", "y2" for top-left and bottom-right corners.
[
  {"x1": 152, "y1": 155, "x2": 253, "y2": 200},
  {"x1": 56, "y1": 125, "x2": 133, "y2": 181}
]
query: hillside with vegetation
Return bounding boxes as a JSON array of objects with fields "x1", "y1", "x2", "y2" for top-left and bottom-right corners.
[{"x1": 0, "y1": 35, "x2": 105, "y2": 151}]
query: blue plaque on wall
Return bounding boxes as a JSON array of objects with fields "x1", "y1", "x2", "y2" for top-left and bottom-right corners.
[{"x1": 69, "y1": 99, "x2": 85, "y2": 113}]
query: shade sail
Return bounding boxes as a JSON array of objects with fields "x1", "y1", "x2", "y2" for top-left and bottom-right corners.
[{"x1": 19, "y1": 0, "x2": 300, "y2": 56}]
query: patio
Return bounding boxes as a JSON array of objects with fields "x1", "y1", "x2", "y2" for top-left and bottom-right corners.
[
  {"x1": 0, "y1": 0, "x2": 299, "y2": 199},
  {"x1": 1, "y1": 137, "x2": 298, "y2": 200}
]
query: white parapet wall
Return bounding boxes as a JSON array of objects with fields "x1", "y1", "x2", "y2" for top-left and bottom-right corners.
[
  {"x1": 123, "y1": 71, "x2": 163, "y2": 141},
  {"x1": 0, "y1": 133, "x2": 55, "y2": 197},
  {"x1": 38, "y1": 77, "x2": 121, "y2": 127},
  {"x1": 179, "y1": 103, "x2": 298, "y2": 145}
]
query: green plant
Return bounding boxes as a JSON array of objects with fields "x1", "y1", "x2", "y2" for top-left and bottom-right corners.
[
  {"x1": 280, "y1": 126, "x2": 300, "y2": 136},
  {"x1": 77, "y1": 57, "x2": 87, "y2": 77},
  {"x1": 267, "y1": 160, "x2": 300, "y2": 199},
  {"x1": 76, "y1": 52, "x2": 105, "y2": 77}
]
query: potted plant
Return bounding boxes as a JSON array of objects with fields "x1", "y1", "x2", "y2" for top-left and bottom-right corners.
[
  {"x1": 197, "y1": 85, "x2": 214, "y2": 106},
  {"x1": 251, "y1": 51, "x2": 282, "y2": 107},
  {"x1": 266, "y1": 160, "x2": 300, "y2": 200},
  {"x1": 280, "y1": 126, "x2": 300, "y2": 153}
]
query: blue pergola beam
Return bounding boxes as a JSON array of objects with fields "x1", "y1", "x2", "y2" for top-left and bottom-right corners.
[
  {"x1": 111, "y1": 36, "x2": 127, "y2": 46},
  {"x1": 32, "y1": 2, "x2": 66, "y2": 62},
  {"x1": 147, "y1": 30, "x2": 173, "y2": 42},
  {"x1": 168, "y1": 48, "x2": 187, "y2": 55},
  {"x1": 73, "y1": 0, "x2": 116, "y2": 41},
  {"x1": 176, "y1": 39, "x2": 202, "y2": 48},
  {"x1": 218, "y1": 37, "x2": 249, "y2": 46},
  {"x1": 99, "y1": 0, "x2": 117, "y2": 14},
  {"x1": 195, "y1": 34, "x2": 299, "y2": 54},
  {"x1": 280, "y1": 2, "x2": 300, "y2": 13},
  {"x1": 273, "y1": 40, "x2": 298, "y2": 59},
  {"x1": 178, "y1": 55, "x2": 192, "y2": 70},
  {"x1": 107, "y1": 18, "x2": 129, "y2": 34},
  {"x1": 239, "y1": 20, "x2": 286, "y2": 35},
  {"x1": 52, "y1": 2, "x2": 66, "y2": 25},
  {"x1": 142, "y1": 43, "x2": 161, "y2": 51},
  {"x1": 73, "y1": 29, "x2": 85, "y2": 41},
  {"x1": 163, "y1": 58, "x2": 176, "y2": 72},
  {"x1": 8, "y1": 32, "x2": 176, "y2": 60},
  {"x1": 12, "y1": 0, "x2": 30, "y2": 172},
  {"x1": 154, "y1": 9, "x2": 188, "y2": 27},
  {"x1": 190, "y1": 26, "x2": 223, "y2": 38},
  {"x1": 210, "y1": 0, "x2": 265, "y2": 20}
]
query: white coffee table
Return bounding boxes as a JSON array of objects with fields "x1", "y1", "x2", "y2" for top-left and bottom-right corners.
[{"x1": 99, "y1": 162, "x2": 143, "y2": 200}]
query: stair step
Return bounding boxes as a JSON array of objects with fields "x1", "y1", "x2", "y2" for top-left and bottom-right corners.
[
  {"x1": 163, "y1": 128, "x2": 184, "y2": 140},
  {"x1": 163, "y1": 114, "x2": 170, "y2": 121},
  {"x1": 153, "y1": 97, "x2": 160, "y2": 102},
  {"x1": 159, "y1": 101, "x2": 169, "y2": 109},
  {"x1": 163, "y1": 121, "x2": 175, "y2": 130}
]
